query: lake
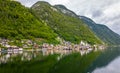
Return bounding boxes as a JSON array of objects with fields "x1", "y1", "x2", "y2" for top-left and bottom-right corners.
[
  {"x1": 0, "y1": 47, "x2": 119, "y2": 73},
  {"x1": 86, "y1": 47, "x2": 120, "y2": 73}
]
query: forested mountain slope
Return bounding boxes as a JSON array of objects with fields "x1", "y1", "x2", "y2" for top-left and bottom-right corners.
[
  {"x1": 0, "y1": 0, "x2": 58, "y2": 43},
  {"x1": 31, "y1": 1, "x2": 102, "y2": 44}
]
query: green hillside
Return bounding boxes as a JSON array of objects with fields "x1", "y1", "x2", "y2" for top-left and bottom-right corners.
[
  {"x1": 54, "y1": 4, "x2": 120, "y2": 45},
  {"x1": 31, "y1": 1, "x2": 102, "y2": 44},
  {"x1": 80, "y1": 16, "x2": 120, "y2": 45},
  {"x1": 0, "y1": 0, "x2": 58, "y2": 43}
]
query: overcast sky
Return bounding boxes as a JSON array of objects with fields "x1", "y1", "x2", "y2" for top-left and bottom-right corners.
[{"x1": 17, "y1": 0, "x2": 120, "y2": 35}]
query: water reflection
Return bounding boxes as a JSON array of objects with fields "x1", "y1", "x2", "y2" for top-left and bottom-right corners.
[
  {"x1": 0, "y1": 47, "x2": 105, "y2": 73},
  {"x1": 0, "y1": 51, "x2": 42, "y2": 64},
  {"x1": 87, "y1": 47, "x2": 120, "y2": 73},
  {"x1": 0, "y1": 48, "x2": 95, "y2": 64},
  {"x1": 93, "y1": 57, "x2": 120, "y2": 73}
]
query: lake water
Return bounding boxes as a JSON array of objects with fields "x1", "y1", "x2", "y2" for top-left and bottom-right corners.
[
  {"x1": 0, "y1": 51, "x2": 43, "y2": 64},
  {"x1": 0, "y1": 47, "x2": 120, "y2": 73},
  {"x1": 87, "y1": 47, "x2": 120, "y2": 73}
]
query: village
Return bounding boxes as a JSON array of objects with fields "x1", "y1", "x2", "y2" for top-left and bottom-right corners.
[
  {"x1": 0, "y1": 38, "x2": 104, "y2": 56},
  {"x1": 0, "y1": 38, "x2": 106, "y2": 64}
]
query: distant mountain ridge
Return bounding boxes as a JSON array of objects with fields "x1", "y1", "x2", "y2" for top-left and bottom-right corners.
[
  {"x1": 31, "y1": 1, "x2": 102, "y2": 44},
  {"x1": 80, "y1": 16, "x2": 120, "y2": 45},
  {"x1": 53, "y1": 4, "x2": 120, "y2": 45},
  {"x1": 54, "y1": 5, "x2": 78, "y2": 17},
  {"x1": 2, "y1": 0, "x2": 120, "y2": 45}
]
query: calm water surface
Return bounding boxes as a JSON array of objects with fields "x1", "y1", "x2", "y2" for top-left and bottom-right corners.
[
  {"x1": 87, "y1": 47, "x2": 120, "y2": 73},
  {"x1": 0, "y1": 47, "x2": 120, "y2": 73},
  {"x1": 0, "y1": 51, "x2": 42, "y2": 64}
]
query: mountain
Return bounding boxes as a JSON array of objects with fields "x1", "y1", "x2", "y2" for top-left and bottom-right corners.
[
  {"x1": 0, "y1": 0, "x2": 58, "y2": 43},
  {"x1": 31, "y1": 1, "x2": 102, "y2": 44},
  {"x1": 53, "y1": 4, "x2": 120, "y2": 45},
  {"x1": 54, "y1": 5, "x2": 78, "y2": 17},
  {"x1": 80, "y1": 16, "x2": 120, "y2": 45}
]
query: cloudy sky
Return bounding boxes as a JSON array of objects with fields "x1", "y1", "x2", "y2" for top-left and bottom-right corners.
[{"x1": 18, "y1": 0, "x2": 120, "y2": 35}]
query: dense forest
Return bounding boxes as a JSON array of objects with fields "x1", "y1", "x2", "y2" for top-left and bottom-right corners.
[
  {"x1": 0, "y1": 0, "x2": 58, "y2": 43},
  {"x1": 31, "y1": 1, "x2": 102, "y2": 44}
]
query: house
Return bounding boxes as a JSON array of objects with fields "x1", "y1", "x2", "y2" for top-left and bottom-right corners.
[
  {"x1": 13, "y1": 48, "x2": 19, "y2": 54},
  {"x1": 23, "y1": 44, "x2": 29, "y2": 48},
  {"x1": 7, "y1": 47, "x2": 13, "y2": 52},
  {"x1": 7, "y1": 46, "x2": 23, "y2": 54}
]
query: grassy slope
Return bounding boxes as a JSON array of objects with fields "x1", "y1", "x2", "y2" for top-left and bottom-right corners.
[
  {"x1": 31, "y1": 1, "x2": 102, "y2": 44},
  {"x1": 0, "y1": 0, "x2": 58, "y2": 43}
]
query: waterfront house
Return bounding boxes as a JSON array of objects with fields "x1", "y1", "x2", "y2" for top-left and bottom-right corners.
[
  {"x1": 7, "y1": 46, "x2": 23, "y2": 54},
  {"x1": 19, "y1": 48, "x2": 23, "y2": 51},
  {"x1": 7, "y1": 47, "x2": 13, "y2": 52}
]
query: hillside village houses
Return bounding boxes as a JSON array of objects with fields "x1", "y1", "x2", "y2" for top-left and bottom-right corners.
[
  {"x1": 41, "y1": 41, "x2": 103, "y2": 56},
  {"x1": 0, "y1": 39, "x2": 23, "y2": 52},
  {"x1": 0, "y1": 38, "x2": 104, "y2": 56}
]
